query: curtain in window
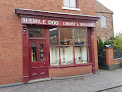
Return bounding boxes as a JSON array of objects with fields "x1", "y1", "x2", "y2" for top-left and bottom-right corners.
[{"x1": 63, "y1": 0, "x2": 76, "y2": 8}]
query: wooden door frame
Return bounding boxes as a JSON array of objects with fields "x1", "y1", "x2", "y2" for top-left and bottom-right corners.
[
  {"x1": 22, "y1": 24, "x2": 49, "y2": 83},
  {"x1": 29, "y1": 39, "x2": 48, "y2": 80}
]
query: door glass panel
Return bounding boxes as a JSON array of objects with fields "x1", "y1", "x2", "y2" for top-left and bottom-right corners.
[
  {"x1": 31, "y1": 42, "x2": 37, "y2": 62},
  {"x1": 39, "y1": 42, "x2": 44, "y2": 61}
]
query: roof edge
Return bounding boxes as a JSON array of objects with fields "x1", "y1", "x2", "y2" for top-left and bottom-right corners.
[{"x1": 15, "y1": 8, "x2": 100, "y2": 22}]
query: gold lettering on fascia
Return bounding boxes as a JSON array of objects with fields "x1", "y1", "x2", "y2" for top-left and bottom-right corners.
[
  {"x1": 48, "y1": 20, "x2": 59, "y2": 25},
  {"x1": 22, "y1": 18, "x2": 95, "y2": 27},
  {"x1": 63, "y1": 22, "x2": 76, "y2": 26},
  {"x1": 22, "y1": 18, "x2": 46, "y2": 24},
  {"x1": 80, "y1": 23, "x2": 95, "y2": 27}
]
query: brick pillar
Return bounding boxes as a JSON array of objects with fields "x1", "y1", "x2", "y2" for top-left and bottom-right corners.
[
  {"x1": 103, "y1": 45, "x2": 114, "y2": 70},
  {"x1": 103, "y1": 47, "x2": 114, "y2": 65}
]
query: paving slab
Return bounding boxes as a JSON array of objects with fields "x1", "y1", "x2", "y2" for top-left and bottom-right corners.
[{"x1": 0, "y1": 68, "x2": 122, "y2": 92}]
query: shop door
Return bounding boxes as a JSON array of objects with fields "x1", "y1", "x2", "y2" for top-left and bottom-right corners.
[{"x1": 29, "y1": 39, "x2": 47, "y2": 80}]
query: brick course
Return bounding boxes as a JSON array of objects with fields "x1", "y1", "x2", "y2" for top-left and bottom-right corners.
[{"x1": 49, "y1": 65, "x2": 92, "y2": 78}]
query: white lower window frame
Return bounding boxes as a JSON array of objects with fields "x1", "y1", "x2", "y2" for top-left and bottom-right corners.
[{"x1": 62, "y1": 7, "x2": 81, "y2": 11}]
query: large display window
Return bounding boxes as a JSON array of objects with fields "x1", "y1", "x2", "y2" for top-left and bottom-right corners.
[{"x1": 49, "y1": 27, "x2": 90, "y2": 66}]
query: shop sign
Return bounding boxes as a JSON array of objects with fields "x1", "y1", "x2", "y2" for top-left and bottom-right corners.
[{"x1": 21, "y1": 18, "x2": 95, "y2": 27}]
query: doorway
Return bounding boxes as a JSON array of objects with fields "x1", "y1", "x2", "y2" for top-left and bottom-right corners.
[
  {"x1": 29, "y1": 39, "x2": 48, "y2": 80},
  {"x1": 28, "y1": 26, "x2": 48, "y2": 80}
]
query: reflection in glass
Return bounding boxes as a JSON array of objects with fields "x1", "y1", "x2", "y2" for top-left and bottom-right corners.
[
  {"x1": 49, "y1": 28, "x2": 58, "y2": 45},
  {"x1": 39, "y1": 42, "x2": 44, "y2": 61},
  {"x1": 31, "y1": 42, "x2": 37, "y2": 62},
  {"x1": 60, "y1": 47, "x2": 74, "y2": 65},
  {"x1": 28, "y1": 27, "x2": 45, "y2": 37},
  {"x1": 74, "y1": 28, "x2": 86, "y2": 45},
  {"x1": 59, "y1": 28, "x2": 73, "y2": 45},
  {"x1": 70, "y1": 0, "x2": 76, "y2": 8},
  {"x1": 75, "y1": 46, "x2": 87, "y2": 64},
  {"x1": 63, "y1": 0, "x2": 70, "y2": 7},
  {"x1": 50, "y1": 47, "x2": 59, "y2": 65}
]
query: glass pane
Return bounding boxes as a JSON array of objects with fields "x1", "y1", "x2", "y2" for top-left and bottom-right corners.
[
  {"x1": 70, "y1": 0, "x2": 76, "y2": 8},
  {"x1": 28, "y1": 27, "x2": 45, "y2": 37},
  {"x1": 59, "y1": 28, "x2": 73, "y2": 45},
  {"x1": 31, "y1": 42, "x2": 37, "y2": 62},
  {"x1": 87, "y1": 30, "x2": 90, "y2": 45},
  {"x1": 60, "y1": 46, "x2": 74, "y2": 65},
  {"x1": 63, "y1": 0, "x2": 70, "y2": 7},
  {"x1": 74, "y1": 28, "x2": 86, "y2": 45},
  {"x1": 75, "y1": 46, "x2": 87, "y2": 64},
  {"x1": 49, "y1": 28, "x2": 58, "y2": 45},
  {"x1": 88, "y1": 47, "x2": 90, "y2": 62},
  {"x1": 39, "y1": 42, "x2": 44, "y2": 61},
  {"x1": 50, "y1": 47, "x2": 59, "y2": 66},
  {"x1": 101, "y1": 16, "x2": 107, "y2": 27}
]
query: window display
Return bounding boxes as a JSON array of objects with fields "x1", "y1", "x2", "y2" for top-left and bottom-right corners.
[{"x1": 49, "y1": 27, "x2": 90, "y2": 66}]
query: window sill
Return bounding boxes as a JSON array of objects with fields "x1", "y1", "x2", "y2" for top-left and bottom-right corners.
[
  {"x1": 101, "y1": 26, "x2": 107, "y2": 28},
  {"x1": 62, "y1": 7, "x2": 81, "y2": 11},
  {"x1": 49, "y1": 63, "x2": 92, "y2": 68}
]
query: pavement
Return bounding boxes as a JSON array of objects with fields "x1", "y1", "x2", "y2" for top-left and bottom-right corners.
[{"x1": 0, "y1": 68, "x2": 122, "y2": 92}]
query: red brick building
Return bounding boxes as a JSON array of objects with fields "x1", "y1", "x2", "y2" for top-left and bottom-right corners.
[
  {"x1": 0, "y1": 0, "x2": 99, "y2": 85},
  {"x1": 95, "y1": 0, "x2": 114, "y2": 42}
]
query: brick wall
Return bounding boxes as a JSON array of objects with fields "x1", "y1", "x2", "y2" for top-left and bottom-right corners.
[
  {"x1": 49, "y1": 65, "x2": 92, "y2": 78},
  {"x1": 0, "y1": 0, "x2": 97, "y2": 85},
  {"x1": 96, "y1": 13, "x2": 114, "y2": 40},
  {"x1": 103, "y1": 48, "x2": 122, "y2": 70}
]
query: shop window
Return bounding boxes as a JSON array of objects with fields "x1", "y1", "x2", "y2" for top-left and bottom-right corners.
[
  {"x1": 101, "y1": 16, "x2": 107, "y2": 28},
  {"x1": 74, "y1": 28, "x2": 86, "y2": 45},
  {"x1": 75, "y1": 46, "x2": 87, "y2": 64},
  {"x1": 50, "y1": 47, "x2": 59, "y2": 66},
  {"x1": 63, "y1": 0, "x2": 76, "y2": 8},
  {"x1": 49, "y1": 28, "x2": 58, "y2": 45},
  {"x1": 60, "y1": 28, "x2": 73, "y2": 45},
  {"x1": 28, "y1": 27, "x2": 45, "y2": 37},
  {"x1": 49, "y1": 27, "x2": 90, "y2": 66},
  {"x1": 60, "y1": 46, "x2": 74, "y2": 65}
]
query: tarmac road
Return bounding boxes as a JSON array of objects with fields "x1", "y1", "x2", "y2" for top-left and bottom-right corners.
[{"x1": 100, "y1": 86, "x2": 122, "y2": 92}]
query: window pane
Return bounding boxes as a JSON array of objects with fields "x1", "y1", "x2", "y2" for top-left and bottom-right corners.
[
  {"x1": 75, "y1": 46, "x2": 87, "y2": 64},
  {"x1": 50, "y1": 47, "x2": 59, "y2": 66},
  {"x1": 49, "y1": 28, "x2": 58, "y2": 45},
  {"x1": 59, "y1": 28, "x2": 73, "y2": 45},
  {"x1": 28, "y1": 27, "x2": 45, "y2": 37},
  {"x1": 31, "y1": 42, "x2": 37, "y2": 62},
  {"x1": 39, "y1": 42, "x2": 44, "y2": 61},
  {"x1": 63, "y1": 0, "x2": 70, "y2": 7},
  {"x1": 60, "y1": 46, "x2": 74, "y2": 65},
  {"x1": 70, "y1": 0, "x2": 76, "y2": 8},
  {"x1": 88, "y1": 46, "x2": 90, "y2": 62},
  {"x1": 74, "y1": 28, "x2": 86, "y2": 45},
  {"x1": 101, "y1": 16, "x2": 107, "y2": 27}
]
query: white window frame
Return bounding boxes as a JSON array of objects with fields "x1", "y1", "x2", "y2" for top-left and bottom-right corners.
[{"x1": 62, "y1": 0, "x2": 81, "y2": 11}]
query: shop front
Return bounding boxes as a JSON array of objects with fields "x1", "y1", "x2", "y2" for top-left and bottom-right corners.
[{"x1": 15, "y1": 8, "x2": 99, "y2": 83}]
